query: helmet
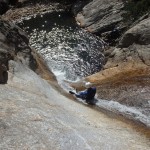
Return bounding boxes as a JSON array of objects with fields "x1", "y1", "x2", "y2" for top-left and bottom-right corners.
[{"x1": 85, "y1": 82, "x2": 92, "y2": 88}]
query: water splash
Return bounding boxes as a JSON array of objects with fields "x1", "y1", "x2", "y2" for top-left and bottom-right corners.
[
  {"x1": 96, "y1": 99, "x2": 150, "y2": 127},
  {"x1": 74, "y1": 96, "x2": 150, "y2": 127}
]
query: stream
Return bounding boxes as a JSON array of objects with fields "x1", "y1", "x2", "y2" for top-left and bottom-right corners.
[
  {"x1": 18, "y1": 11, "x2": 150, "y2": 127},
  {"x1": 18, "y1": 11, "x2": 105, "y2": 82}
]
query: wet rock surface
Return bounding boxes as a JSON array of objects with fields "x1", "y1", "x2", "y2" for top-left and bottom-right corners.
[
  {"x1": 83, "y1": 17, "x2": 150, "y2": 116},
  {"x1": 71, "y1": 15, "x2": 150, "y2": 123},
  {"x1": 0, "y1": 1, "x2": 150, "y2": 148},
  {"x1": 0, "y1": 61, "x2": 150, "y2": 149}
]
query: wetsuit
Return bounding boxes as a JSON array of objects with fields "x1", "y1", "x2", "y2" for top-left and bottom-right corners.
[{"x1": 75, "y1": 87, "x2": 96, "y2": 103}]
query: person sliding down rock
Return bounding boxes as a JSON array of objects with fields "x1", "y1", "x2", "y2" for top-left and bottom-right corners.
[{"x1": 69, "y1": 82, "x2": 97, "y2": 105}]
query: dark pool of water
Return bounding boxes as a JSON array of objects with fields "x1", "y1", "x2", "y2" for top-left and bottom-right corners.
[{"x1": 18, "y1": 11, "x2": 105, "y2": 81}]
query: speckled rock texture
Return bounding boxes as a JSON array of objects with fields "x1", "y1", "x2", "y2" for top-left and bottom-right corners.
[
  {"x1": 0, "y1": 60, "x2": 150, "y2": 149},
  {"x1": 74, "y1": 0, "x2": 125, "y2": 34},
  {"x1": 84, "y1": 17, "x2": 150, "y2": 112}
]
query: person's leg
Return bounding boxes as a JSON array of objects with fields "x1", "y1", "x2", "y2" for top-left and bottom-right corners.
[
  {"x1": 75, "y1": 94, "x2": 82, "y2": 98},
  {"x1": 75, "y1": 91, "x2": 87, "y2": 99}
]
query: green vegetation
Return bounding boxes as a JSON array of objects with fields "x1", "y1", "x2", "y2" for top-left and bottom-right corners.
[{"x1": 123, "y1": 0, "x2": 150, "y2": 22}]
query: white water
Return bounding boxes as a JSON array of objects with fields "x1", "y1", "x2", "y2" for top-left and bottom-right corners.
[
  {"x1": 70, "y1": 89, "x2": 150, "y2": 127},
  {"x1": 96, "y1": 99, "x2": 150, "y2": 127}
]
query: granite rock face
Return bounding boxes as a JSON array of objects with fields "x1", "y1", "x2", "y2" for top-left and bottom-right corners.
[
  {"x1": 106, "y1": 17, "x2": 150, "y2": 69},
  {"x1": 84, "y1": 17, "x2": 150, "y2": 110},
  {"x1": 119, "y1": 17, "x2": 150, "y2": 47},
  {"x1": 0, "y1": 19, "x2": 37, "y2": 83},
  {"x1": 0, "y1": 2, "x2": 150, "y2": 148},
  {"x1": 0, "y1": 60, "x2": 149, "y2": 149},
  {"x1": 74, "y1": 0, "x2": 125, "y2": 34}
]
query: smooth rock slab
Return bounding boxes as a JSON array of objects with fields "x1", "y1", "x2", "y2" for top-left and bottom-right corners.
[
  {"x1": 0, "y1": 61, "x2": 150, "y2": 149},
  {"x1": 119, "y1": 17, "x2": 150, "y2": 47},
  {"x1": 75, "y1": 0, "x2": 124, "y2": 34}
]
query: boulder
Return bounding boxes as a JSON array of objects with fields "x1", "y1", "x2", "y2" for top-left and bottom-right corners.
[
  {"x1": 76, "y1": 17, "x2": 150, "y2": 110},
  {"x1": 104, "y1": 44, "x2": 150, "y2": 69},
  {"x1": 74, "y1": 0, "x2": 125, "y2": 34},
  {"x1": 104, "y1": 17, "x2": 150, "y2": 70},
  {"x1": 0, "y1": 19, "x2": 37, "y2": 76},
  {"x1": 68, "y1": 43, "x2": 150, "y2": 116},
  {"x1": 0, "y1": 19, "x2": 56, "y2": 84},
  {"x1": 119, "y1": 17, "x2": 150, "y2": 47}
]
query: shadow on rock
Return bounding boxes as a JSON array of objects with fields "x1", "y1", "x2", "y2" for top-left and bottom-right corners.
[{"x1": 0, "y1": 63, "x2": 8, "y2": 84}]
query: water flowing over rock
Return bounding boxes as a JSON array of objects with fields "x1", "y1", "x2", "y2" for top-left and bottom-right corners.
[
  {"x1": 0, "y1": 60, "x2": 149, "y2": 149},
  {"x1": 0, "y1": 1, "x2": 150, "y2": 149},
  {"x1": 82, "y1": 17, "x2": 150, "y2": 118}
]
